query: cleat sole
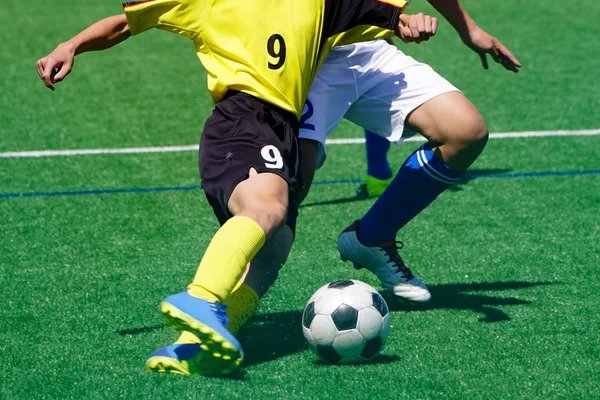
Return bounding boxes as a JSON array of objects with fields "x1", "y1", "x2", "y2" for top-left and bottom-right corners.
[
  {"x1": 146, "y1": 356, "x2": 191, "y2": 376},
  {"x1": 159, "y1": 302, "x2": 243, "y2": 373}
]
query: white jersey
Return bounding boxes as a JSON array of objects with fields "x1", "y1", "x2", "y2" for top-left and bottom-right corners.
[{"x1": 299, "y1": 39, "x2": 459, "y2": 168}]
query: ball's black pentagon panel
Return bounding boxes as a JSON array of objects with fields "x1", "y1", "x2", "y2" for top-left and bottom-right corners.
[
  {"x1": 331, "y1": 304, "x2": 359, "y2": 331},
  {"x1": 317, "y1": 345, "x2": 342, "y2": 364},
  {"x1": 328, "y1": 279, "x2": 355, "y2": 289},
  {"x1": 303, "y1": 301, "x2": 316, "y2": 328},
  {"x1": 372, "y1": 292, "x2": 389, "y2": 317},
  {"x1": 361, "y1": 336, "x2": 383, "y2": 359}
]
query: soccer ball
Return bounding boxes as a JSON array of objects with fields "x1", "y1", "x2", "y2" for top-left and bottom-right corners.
[{"x1": 302, "y1": 279, "x2": 391, "y2": 364}]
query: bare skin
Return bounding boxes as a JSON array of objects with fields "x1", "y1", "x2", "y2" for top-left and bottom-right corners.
[
  {"x1": 36, "y1": 15, "x2": 130, "y2": 90},
  {"x1": 242, "y1": 5, "x2": 521, "y2": 296},
  {"x1": 35, "y1": 10, "x2": 439, "y2": 298},
  {"x1": 427, "y1": 0, "x2": 521, "y2": 72},
  {"x1": 228, "y1": 168, "x2": 290, "y2": 238},
  {"x1": 406, "y1": 91, "x2": 488, "y2": 172}
]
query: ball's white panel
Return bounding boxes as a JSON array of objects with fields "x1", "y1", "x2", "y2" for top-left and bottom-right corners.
[
  {"x1": 357, "y1": 306, "x2": 384, "y2": 340},
  {"x1": 314, "y1": 288, "x2": 344, "y2": 315},
  {"x1": 381, "y1": 314, "x2": 391, "y2": 345},
  {"x1": 332, "y1": 329, "x2": 366, "y2": 362},
  {"x1": 352, "y1": 279, "x2": 378, "y2": 293},
  {"x1": 341, "y1": 285, "x2": 373, "y2": 310},
  {"x1": 308, "y1": 283, "x2": 330, "y2": 304},
  {"x1": 309, "y1": 315, "x2": 338, "y2": 345},
  {"x1": 302, "y1": 325, "x2": 315, "y2": 346}
]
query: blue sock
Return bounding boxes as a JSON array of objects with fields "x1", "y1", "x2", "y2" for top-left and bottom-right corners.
[
  {"x1": 358, "y1": 142, "x2": 463, "y2": 246},
  {"x1": 365, "y1": 130, "x2": 392, "y2": 180}
]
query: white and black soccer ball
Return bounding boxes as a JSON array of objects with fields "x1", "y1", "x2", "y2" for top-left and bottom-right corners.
[{"x1": 302, "y1": 279, "x2": 391, "y2": 364}]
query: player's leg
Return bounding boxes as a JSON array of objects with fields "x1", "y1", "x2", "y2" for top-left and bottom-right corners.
[
  {"x1": 363, "y1": 129, "x2": 393, "y2": 197},
  {"x1": 148, "y1": 224, "x2": 293, "y2": 375},
  {"x1": 158, "y1": 92, "x2": 300, "y2": 374},
  {"x1": 147, "y1": 225, "x2": 294, "y2": 375},
  {"x1": 358, "y1": 91, "x2": 487, "y2": 246},
  {"x1": 339, "y1": 43, "x2": 483, "y2": 302},
  {"x1": 404, "y1": 91, "x2": 488, "y2": 172},
  {"x1": 148, "y1": 141, "x2": 319, "y2": 376},
  {"x1": 344, "y1": 91, "x2": 486, "y2": 302},
  {"x1": 146, "y1": 279, "x2": 262, "y2": 376},
  {"x1": 150, "y1": 47, "x2": 343, "y2": 374}
]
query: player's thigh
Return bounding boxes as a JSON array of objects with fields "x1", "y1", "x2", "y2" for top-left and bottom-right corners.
[
  {"x1": 297, "y1": 139, "x2": 319, "y2": 204},
  {"x1": 345, "y1": 55, "x2": 460, "y2": 144},
  {"x1": 229, "y1": 168, "x2": 288, "y2": 216},
  {"x1": 405, "y1": 91, "x2": 487, "y2": 145},
  {"x1": 200, "y1": 92, "x2": 301, "y2": 233}
]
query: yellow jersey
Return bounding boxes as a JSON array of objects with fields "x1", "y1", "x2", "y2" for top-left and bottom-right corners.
[{"x1": 123, "y1": 0, "x2": 406, "y2": 119}]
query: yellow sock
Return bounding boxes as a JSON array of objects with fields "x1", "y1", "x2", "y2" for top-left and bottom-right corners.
[
  {"x1": 174, "y1": 282, "x2": 259, "y2": 343},
  {"x1": 187, "y1": 216, "x2": 265, "y2": 303},
  {"x1": 225, "y1": 281, "x2": 260, "y2": 335}
]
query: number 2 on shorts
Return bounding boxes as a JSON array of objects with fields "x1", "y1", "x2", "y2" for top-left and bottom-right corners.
[{"x1": 261, "y1": 145, "x2": 283, "y2": 169}]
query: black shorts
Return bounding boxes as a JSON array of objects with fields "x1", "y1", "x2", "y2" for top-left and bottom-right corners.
[{"x1": 199, "y1": 91, "x2": 302, "y2": 234}]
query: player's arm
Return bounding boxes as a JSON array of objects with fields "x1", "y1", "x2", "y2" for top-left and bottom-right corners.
[
  {"x1": 427, "y1": 0, "x2": 521, "y2": 72},
  {"x1": 324, "y1": 0, "x2": 437, "y2": 47},
  {"x1": 396, "y1": 13, "x2": 438, "y2": 44},
  {"x1": 36, "y1": 14, "x2": 131, "y2": 90}
]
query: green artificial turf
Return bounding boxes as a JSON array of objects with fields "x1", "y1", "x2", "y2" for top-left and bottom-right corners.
[{"x1": 1, "y1": 0, "x2": 599, "y2": 398}]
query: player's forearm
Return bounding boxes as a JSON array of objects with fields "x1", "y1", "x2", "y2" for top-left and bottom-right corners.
[
  {"x1": 427, "y1": 0, "x2": 478, "y2": 38},
  {"x1": 64, "y1": 14, "x2": 131, "y2": 55}
]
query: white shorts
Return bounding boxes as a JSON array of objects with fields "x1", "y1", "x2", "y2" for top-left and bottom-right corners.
[{"x1": 299, "y1": 39, "x2": 459, "y2": 169}]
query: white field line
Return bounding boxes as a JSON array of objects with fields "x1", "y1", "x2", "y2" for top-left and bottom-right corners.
[{"x1": 1, "y1": 129, "x2": 599, "y2": 158}]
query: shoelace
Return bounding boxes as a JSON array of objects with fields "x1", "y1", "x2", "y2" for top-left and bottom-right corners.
[{"x1": 380, "y1": 241, "x2": 415, "y2": 280}]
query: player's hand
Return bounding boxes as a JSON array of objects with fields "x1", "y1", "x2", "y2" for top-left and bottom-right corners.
[
  {"x1": 36, "y1": 42, "x2": 76, "y2": 91},
  {"x1": 396, "y1": 13, "x2": 438, "y2": 44},
  {"x1": 461, "y1": 27, "x2": 522, "y2": 72}
]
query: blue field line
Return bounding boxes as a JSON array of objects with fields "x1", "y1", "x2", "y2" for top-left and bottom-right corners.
[
  {"x1": 466, "y1": 169, "x2": 600, "y2": 179},
  {"x1": 1, "y1": 169, "x2": 599, "y2": 200},
  {"x1": 0, "y1": 185, "x2": 201, "y2": 199}
]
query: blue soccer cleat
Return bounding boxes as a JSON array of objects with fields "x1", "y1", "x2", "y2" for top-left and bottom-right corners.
[{"x1": 160, "y1": 291, "x2": 243, "y2": 374}]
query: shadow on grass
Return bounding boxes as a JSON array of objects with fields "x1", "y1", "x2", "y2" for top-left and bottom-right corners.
[
  {"x1": 311, "y1": 354, "x2": 401, "y2": 367},
  {"x1": 117, "y1": 324, "x2": 164, "y2": 336},
  {"x1": 383, "y1": 280, "x2": 557, "y2": 322},
  {"x1": 300, "y1": 191, "x2": 371, "y2": 208},
  {"x1": 239, "y1": 310, "x2": 305, "y2": 368},
  {"x1": 449, "y1": 168, "x2": 511, "y2": 191},
  {"x1": 240, "y1": 280, "x2": 555, "y2": 366},
  {"x1": 301, "y1": 168, "x2": 512, "y2": 208},
  {"x1": 115, "y1": 280, "x2": 555, "y2": 369}
]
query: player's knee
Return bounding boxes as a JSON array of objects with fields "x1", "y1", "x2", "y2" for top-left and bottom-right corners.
[
  {"x1": 246, "y1": 199, "x2": 288, "y2": 236},
  {"x1": 445, "y1": 109, "x2": 488, "y2": 157},
  {"x1": 462, "y1": 111, "x2": 489, "y2": 155},
  {"x1": 266, "y1": 200, "x2": 288, "y2": 227}
]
